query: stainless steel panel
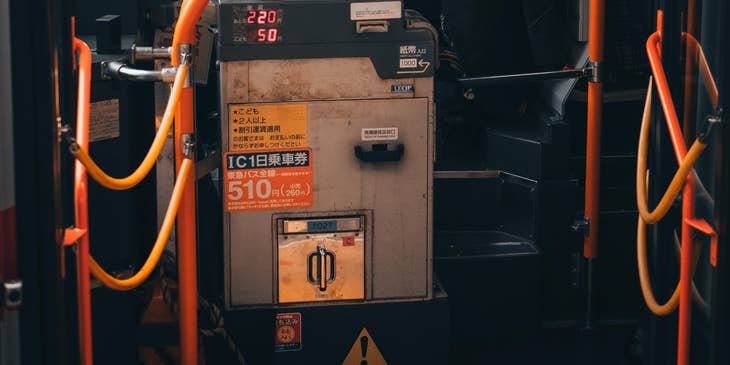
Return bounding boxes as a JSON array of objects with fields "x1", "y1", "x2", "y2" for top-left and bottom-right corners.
[
  {"x1": 221, "y1": 58, "x2": 433, "y2": 308},
  {"x1": 228, "y1": 214, "x2": 276, "y2": 304},
  {"x1": 248, "y1": 58, "x2": 415, "y2": 101}
]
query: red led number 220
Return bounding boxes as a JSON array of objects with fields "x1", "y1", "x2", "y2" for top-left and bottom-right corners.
[{"x1": 247, "y1": 10, "x2": 277, "y2": 24}]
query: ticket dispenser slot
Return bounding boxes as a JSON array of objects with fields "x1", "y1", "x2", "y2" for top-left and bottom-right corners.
[{"x1": 278, "y1": 217, "x2": 365, "y2": 303}]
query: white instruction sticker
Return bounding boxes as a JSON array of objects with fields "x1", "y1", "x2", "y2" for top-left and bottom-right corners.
[
  {"x1": 351, "y1": 1, "x2": 402, "y2": 20},
  {"x1": 89, "y1": 99, "x2": 120, "y2": 142},
  {"x1": 361, "y1": 127, "x2": 399, "y2": 141}
]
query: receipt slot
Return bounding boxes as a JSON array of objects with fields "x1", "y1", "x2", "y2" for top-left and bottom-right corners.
[{"x1": 278, "y1": 217, "x2": 365, "y2": 303}]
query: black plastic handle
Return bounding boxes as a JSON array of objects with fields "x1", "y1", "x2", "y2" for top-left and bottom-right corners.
[
  {"x1": 354, "y1": 144, "x2": 404, "y2": 162},
  {"x1": 307, "y1": 250, "x2": 336, "y2": 291}
]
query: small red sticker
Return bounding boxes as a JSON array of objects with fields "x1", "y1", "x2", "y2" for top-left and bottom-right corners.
[
  {"x1": 275, "y1": 312, "x2": 302, "y2": 352},
  {"x1": 342, "y1": 236, "x2": 355, "y2": 247}
]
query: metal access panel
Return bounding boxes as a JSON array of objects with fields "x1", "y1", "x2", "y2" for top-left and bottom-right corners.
[
  {"x1": 217, "y1": 0, "x2": 436, "y2": 309},
  {"x1": 277, "y1": 216, "x2": 366, "y2": 303}
]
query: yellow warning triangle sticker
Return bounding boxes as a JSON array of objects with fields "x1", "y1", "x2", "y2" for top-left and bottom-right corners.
[{"x1": 342, "y1": 327, "x2": 388, "y2": 365}]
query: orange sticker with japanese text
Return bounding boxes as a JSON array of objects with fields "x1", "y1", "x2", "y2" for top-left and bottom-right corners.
[
  {"x1": 229, "y1": 103, "x2": 307, "y2": 151},
  {"x1": 224, "y1": 149, "x2": 313, "y2": 212}
]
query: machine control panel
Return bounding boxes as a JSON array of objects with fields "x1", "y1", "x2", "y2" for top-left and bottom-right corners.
[
  {"x1": 217, "y1": 0, "x2": 437, "y2": 78},
  {"x1": 235, "y1": 8, "x2": 283, "y2": 44},
  {"x1": 219, "y1": 1, "x2": 435, "y2": 308}
]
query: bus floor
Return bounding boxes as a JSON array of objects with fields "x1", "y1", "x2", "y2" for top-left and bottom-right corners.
[{"x1": 449, "y1": 324, "x2": 638, "y2": 365}]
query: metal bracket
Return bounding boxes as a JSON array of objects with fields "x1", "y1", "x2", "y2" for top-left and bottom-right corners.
[
  {"x1": 60, "y1": 124, "x2": 74, "y2": 145},
  {"x1": 571, "y1": 218, "x2": 590, "y2": 237},
  {"x1": 178, "y1": 44, "x2": 193, "y2": 66},
  {"x1": 100, "y1": 61, "x2": 112, "y2": 80},
  {"x1": 182, "y1": 134, "x2": 196, "y2": 159},
  {"x1": 2, "y1": 280, "x2": 23, "y2": 310},
  {"x1": 101, "y1": 61, "x2": 177, "y2": 83},
  {"x1": 685, "y1": 217, "x2": 719, "y2": 266},
  {"x1": 699, "y1": 111, "x2": 722, "y2": 143},
  {"x1": 178, "y1": 44, "x2": 193, "y2": 88},
  {"x1": 588, "y1": 60, "x2": 603, "y2": 83},
  {"x1": 130, "y1": 44, "x2": 172, "y2": 64},
  {"x1": 59, "y1": 124, "x2": 81, "y2": 154},
  {"x1": 63, "y1": 227, "x2": 88, "y2": 247}
]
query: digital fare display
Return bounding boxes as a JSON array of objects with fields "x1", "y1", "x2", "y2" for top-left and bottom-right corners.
[{"x1": 241, "y1": 9, "x2": 281, "y2": 44}]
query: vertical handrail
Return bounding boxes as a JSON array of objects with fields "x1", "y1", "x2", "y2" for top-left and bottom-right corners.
[
  {"x1": 72, "y1": 36, "x2": 93, "y2": 365},
  {"x1": 647, "y1": 20, "x2": 694, "y2": 365},
  {"x1": 583, "y1": 0, "x2": 605, "y2": 260},
  {"x1": 645, "y1": 10, "x2": 720, "y2": 365},
  {"x1": 582, "y1": 0, "x2": 606, "y2": 330},
  {"x1": 682, "y1": 0, "x2": 698, "y2": 143},
  {"x1": 70, "y1": 2, "x2": 210, "y2": 362},
  {"x1": 171, "y1": 1, "x2": 208, "y2": 364}
]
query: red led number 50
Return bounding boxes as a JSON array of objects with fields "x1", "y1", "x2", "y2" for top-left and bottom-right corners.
[{"x1": 257, "y1": 28, "x2": 279, "y2": 42}]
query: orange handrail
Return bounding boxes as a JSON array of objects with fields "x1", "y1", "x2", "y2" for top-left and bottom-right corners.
[
  {"x1": 644, "y1": 10, "x2": 719, "y2": 365},
  {"x1": 646, "y1": 31, "x2": 719, "y2": 163},
  {"x1": 682, "y1": 0, "x2": 698, "y2": 143},
  {"x1": 583, "y1": 0, "x2": 605, "y2": 259},
  {"x1": 646, "y1": 31, "x2": 687, "y2": 161},
  {"x1": 172, "y1": 0, "x2": 209, "y2": 66},
  {"x1": 171, "y1": 1, "x2": 209, "y2": 364},
  {"x1": 72, "y1": 36, "x2": 94, "y2": 365},
  {"x1": 70, "y1": 2, "x2": 208, "y2": 362}
]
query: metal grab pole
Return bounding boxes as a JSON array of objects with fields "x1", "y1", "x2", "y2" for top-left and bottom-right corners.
[
  {"x1": 170, "y1": 1, "x2": 208, "y2": 364},
  {"x1": 644, "y1": 10, "x2": 722, "y2": 364},
  {"x1": 458, "y1": 68, "x2": 589, "y2": 86},
  {"x1": 583, "y1": 0, "x2": 606, "y2": 329},
  {"x1": 72, "y1": 36, "x2": 94, "y2": 365}
]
